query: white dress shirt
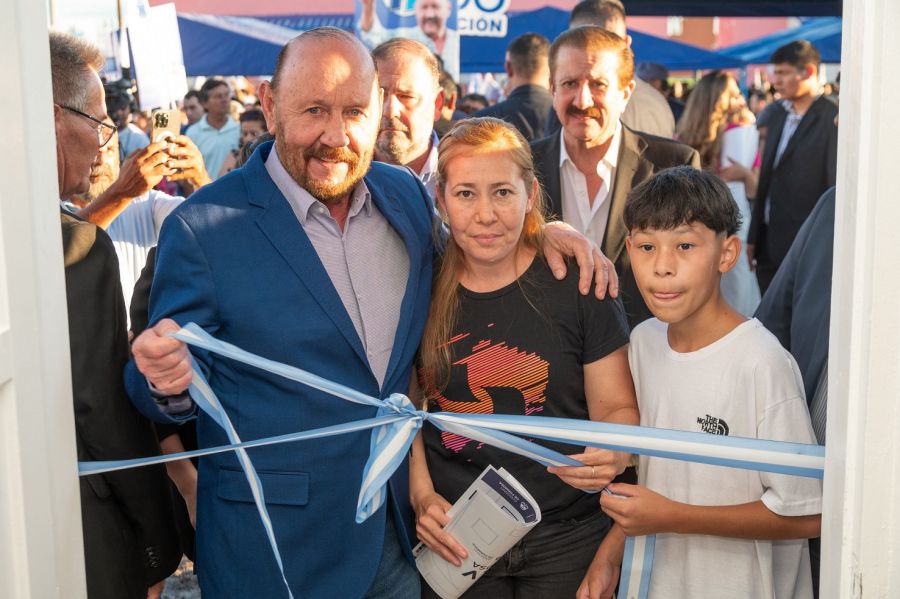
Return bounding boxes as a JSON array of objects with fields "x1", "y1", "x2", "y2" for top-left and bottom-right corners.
[
  {"x1": 559, "y1": 122, "x2": 622, "y2": 249},
  {"x1": 265, "y1": 146, "x2": 409, "y2": 387}
]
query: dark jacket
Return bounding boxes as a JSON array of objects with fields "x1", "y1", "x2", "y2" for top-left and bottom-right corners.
[
  {"x1": 756, "y1": 187, "x2": 835, "y2": 402},
  {"x1": 62, "y1": 212, "x2": 180, "y2": 599},
  {"x1": 475, "y1": 84, "x2": 553, "y2": 142},
  {"x1": 749, "y1": 95, "x2": 838, "y2": 273},
  {"x1": 531, "y1": 126, "x2": 700, "y2": 327}
]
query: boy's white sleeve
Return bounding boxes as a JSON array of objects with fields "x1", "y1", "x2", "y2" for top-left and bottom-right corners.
[{"x1": 757, "y1": 354, "x2": 823, "y2": 517}]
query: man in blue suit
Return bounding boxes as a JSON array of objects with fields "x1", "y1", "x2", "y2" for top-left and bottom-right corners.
[
  {"x1": 127, "y1": 27, "x2": 613, "y2": 598},
  {"x1": 127, "y1": 28, "x2": 431, "y2": 598}
]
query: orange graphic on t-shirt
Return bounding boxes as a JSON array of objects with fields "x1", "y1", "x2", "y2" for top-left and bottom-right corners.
[{"x1": 432, "y1": 338, "x2": 549, "y2": 453}]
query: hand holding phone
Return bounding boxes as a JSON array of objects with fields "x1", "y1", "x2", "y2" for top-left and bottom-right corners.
[{"x1": 150, "y1": 109, "x2": 181, "y2": 144}]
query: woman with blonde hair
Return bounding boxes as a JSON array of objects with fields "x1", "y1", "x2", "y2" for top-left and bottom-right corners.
[
  {"x1": 676, "y1": 70, "x2": 760, "y2": 316},
  {"x1": 409, "y1": 117, "x2": 639, "y2": 598}
]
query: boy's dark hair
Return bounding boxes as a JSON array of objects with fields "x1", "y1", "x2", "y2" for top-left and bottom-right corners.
[
  {"x1": 184, "y1": 89, "x2": 201, "y2": 103},
  {"x1": 239, "y1": 132, "x2": 273, "y2": 168},
  {"x1": 770, "y1": 40, "x2": 821, "y2": 70},
  {"x1": 624, "y1": 166, "x2": 741, "y2": 236},
  {"x1": 239, "y1": 108, "x2": 267, "y2": 126}
]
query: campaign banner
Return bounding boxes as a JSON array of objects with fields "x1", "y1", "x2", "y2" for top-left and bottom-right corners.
[
  {"x1": 356, "y1": 0, "x2": 460, "y2": 78},
  {"x1": 458, "y1": 0, "x2": 509, "y2": 38}
]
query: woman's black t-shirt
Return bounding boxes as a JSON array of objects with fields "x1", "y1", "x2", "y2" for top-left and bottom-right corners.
[{"x1": 420, "y1": 256, "x2": 630, "y2": 521}]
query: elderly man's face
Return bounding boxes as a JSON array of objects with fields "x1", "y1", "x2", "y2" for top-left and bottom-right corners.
[
  {"x1": 87, "y1": 120, "x2": 120, "y2": 199},
  {"x1": 552, "y1": 45, "x2": 633, "y2": 149},
  {"x1": 56, "y1": 71, "x2": 107, "y2": 198},
  {"x1": 261, "y1": 37, "x2": 380, "y2": 203},
  {"x1": 415, "y1": 0, "x2": 450, "y2": 41},
  {"x1": 375, "y1": 52, "x2": 442, "y2": 168}
]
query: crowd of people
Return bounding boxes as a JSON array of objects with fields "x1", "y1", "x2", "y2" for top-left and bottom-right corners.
[{"x1": 52, "y1": 0, "x2": 838, "y2": 597}]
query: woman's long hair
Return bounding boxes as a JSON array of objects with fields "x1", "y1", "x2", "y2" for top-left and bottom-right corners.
[
  {"x1": 420, "y1": 117, "x2": 546, "y2": 396},
  {"x1": 675, "y1": 70, "x2": 734, "y2": 168}
]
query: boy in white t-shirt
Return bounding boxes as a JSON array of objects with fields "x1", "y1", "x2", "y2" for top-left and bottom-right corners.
[{"x1": 578, "y1": 166, "x2": 821, "y2": 599}]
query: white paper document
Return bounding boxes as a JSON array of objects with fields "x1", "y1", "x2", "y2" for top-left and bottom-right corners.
[{"x1": 415, "y1": 465, "x2": 541, "y2": 599}]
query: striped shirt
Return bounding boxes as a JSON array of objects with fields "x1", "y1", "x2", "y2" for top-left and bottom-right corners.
[{"x1": 265, "y1": 146, "x2": 409, "y2": 388}]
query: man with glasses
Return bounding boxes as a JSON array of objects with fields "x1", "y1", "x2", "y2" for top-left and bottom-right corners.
[
  {"x1": 51, "y1": 30, "x2": 180, "y2": 599},
  {"x1": 55, "y1": 102, "x2": 118, "y2": 192}
]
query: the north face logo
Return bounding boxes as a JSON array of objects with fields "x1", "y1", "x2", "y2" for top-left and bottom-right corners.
[{"x1": 697, "y1": 414, "x2": 729, "y2": 436}]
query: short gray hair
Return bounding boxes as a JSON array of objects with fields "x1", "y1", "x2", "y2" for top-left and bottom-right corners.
[
  {"x1": 371, "y1": 38, "x2": 441, "y2": 90},
  {"x1": 49, "y1": 31, "x2": 104, "y2": 110}
]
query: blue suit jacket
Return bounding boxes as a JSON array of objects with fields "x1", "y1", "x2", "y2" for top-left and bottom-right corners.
[
  {"x1": 126, "y1": 142, "x2": 434, "y2": 598},
  {"x1": 756, "y1": 187, "x2": 835, "y2": 403}
]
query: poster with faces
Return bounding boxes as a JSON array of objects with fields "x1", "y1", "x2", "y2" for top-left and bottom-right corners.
[{"x1": 356, "y1": 0, "x2": 461, "y2": 78}]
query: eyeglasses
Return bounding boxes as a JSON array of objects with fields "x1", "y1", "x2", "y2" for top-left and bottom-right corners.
[{"x1": 59, "y1": 105, "x2": 117, "y2": 147}]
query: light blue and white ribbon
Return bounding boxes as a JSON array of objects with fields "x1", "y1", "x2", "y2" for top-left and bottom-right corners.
[{"x1": 79, "y1": 324, "x2": 825, "y2": 599}]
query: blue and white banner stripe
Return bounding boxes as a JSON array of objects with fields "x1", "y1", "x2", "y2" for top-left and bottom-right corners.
[
  {"x1": 619, "y1": 534, "x2": 655, "y2": 599},
  {"x1": 433, "y1": 413, "x2": 825, "y2": 479},
  {"x1": 78, "y1": 324, "x2": 825, "y2": 599}
]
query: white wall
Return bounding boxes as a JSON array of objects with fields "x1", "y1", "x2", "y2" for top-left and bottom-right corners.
[
  {"x1": 821, "y1": 0, "x2": 900, "y2": 596},
  {"x1": 0, "y1": 0, "x2": 86, "y2": 596}
]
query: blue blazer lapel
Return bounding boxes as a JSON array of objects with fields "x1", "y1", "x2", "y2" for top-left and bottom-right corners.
[
  {"x1": 365, "y1": 174, "x2": 423, "y2": 388},
  {"x1": 242, "y1": 144, "x2": 369, "y2": 369}
]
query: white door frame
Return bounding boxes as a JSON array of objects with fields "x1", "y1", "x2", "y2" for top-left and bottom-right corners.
[
  {"x1": 0, "y1": 0, "x2": 86, "y2": 597},
  {"x1": 821, "y1": 0, "x2": 900, "y2": 596}
]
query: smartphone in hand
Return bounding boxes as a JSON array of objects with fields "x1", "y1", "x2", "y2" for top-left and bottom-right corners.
[{"x1": 150, "y1": 109, "x2": 181, "y2": 144}]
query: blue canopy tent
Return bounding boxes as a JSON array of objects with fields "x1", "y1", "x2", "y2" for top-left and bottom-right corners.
[
  {"x1": 175, "y1": 7, "x2": 743, "y2": 76},
  {"x1": 461, "y1": 6, "x2": 743, "y2": 73},
  {"x1": 176, "y1": 13, "x2": 353, "y2": 76},
  {"x1": 720, "y1": 17, "x2": 842, "y2": 64},
  {"x1": 620, "y1": 1, "x2": 839, "y2": 17}
]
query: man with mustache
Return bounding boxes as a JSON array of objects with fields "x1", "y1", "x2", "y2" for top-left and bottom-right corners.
[
  {"x1": 544, "y1": 0, "x2": 676, "y2": 140},
  {"x1": 531, "y1": 26, "x2": 699, "y2": 328},
  {"x1": 372, "y1": 38, "x2": 443, "y2": 199},
  {"x1": 126, "y1": 27, "x2": 617, "y2": 598}
]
